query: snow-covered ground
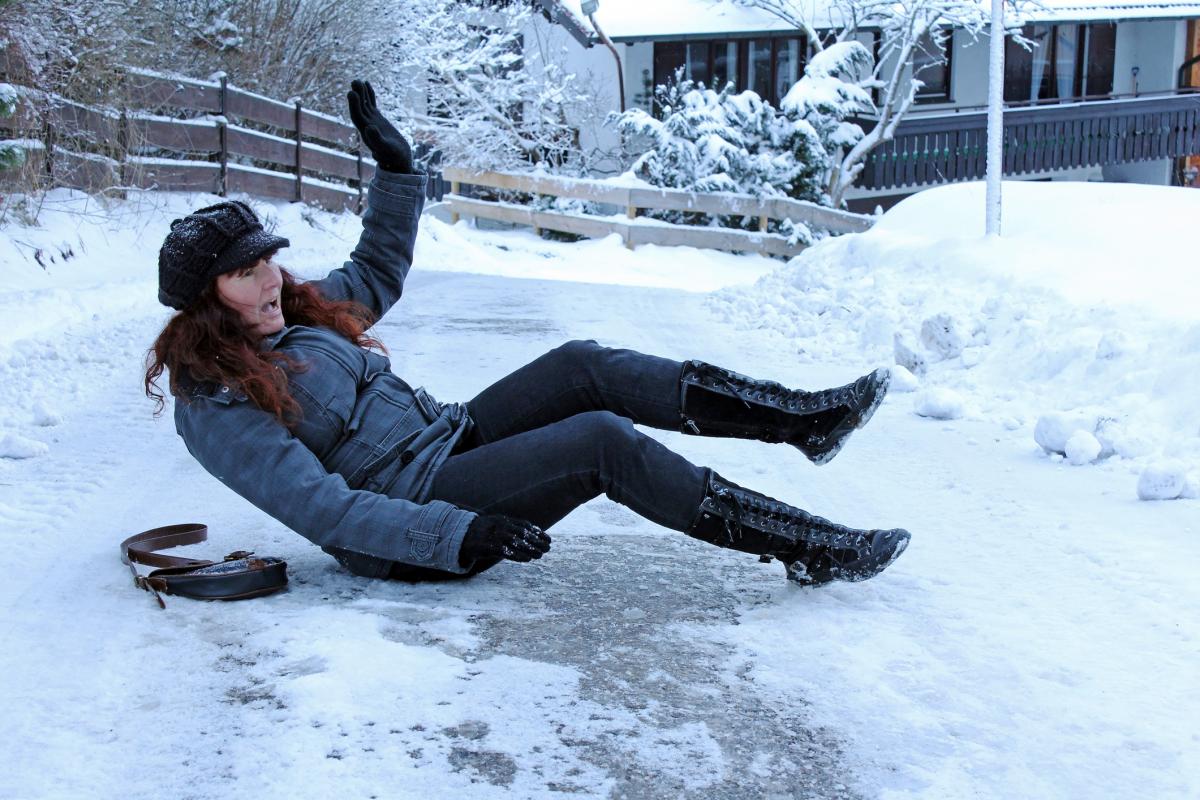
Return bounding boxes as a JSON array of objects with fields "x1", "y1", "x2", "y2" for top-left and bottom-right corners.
[{"x1": 0, "y1": 181, "x2": 1196, "y2": 799}]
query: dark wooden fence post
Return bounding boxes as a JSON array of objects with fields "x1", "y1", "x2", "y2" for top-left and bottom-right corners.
[
  {"x1": 218, "y1": 75, "x2": 228, "y2": 197},
  {"x1": 294, "y1": 100, "x2": 303, "y2": 202},
  {"x1": 43, "y1": 116, "x2": 55, "y2": 183},
  {"x1": 117, "y1": 109, "x2": 129, "y2": 187},
  {"x1": 356, "y1": 150, "x2": 364, "y2": 213}
]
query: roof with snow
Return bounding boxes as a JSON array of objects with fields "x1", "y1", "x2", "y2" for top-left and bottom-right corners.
[{"x1": 557, "y1": 0, "x2": 1200, "y2": 39}]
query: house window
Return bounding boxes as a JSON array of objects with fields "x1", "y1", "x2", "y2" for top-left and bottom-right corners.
[
  {"x1": 775, "y1": 38, "x2": 803, "y2": 103},
  {"x1": 652, "y1": 36, "x2": 806, "y2": 108},
  {"x1": 913, "y1": 30, "x2": 953, "y2": 103},
  {"x1": 686, "y1": 41, "x2": 711, "y2": 88},
  {"x1": 713, "y1": 41, "x2": 739, "y2": 90},
  {"x1": 746, "y1": 39, "x2": 773, "y2": 99},
  {"x1": 652, "y1": 41, "x2": 687, "y2": 94},
  {"x1": 1082, "y1": 23, "x2": 1116, "y2": 97},
  {"x1": 1005, "y1": 23, "x2": 1114, "y2": 104}
]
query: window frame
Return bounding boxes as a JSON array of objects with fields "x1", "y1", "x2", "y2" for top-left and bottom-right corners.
[
  {"x1": 1004, "y1": 22, "x2": 1114, "y2": 105},
  {"x1": 913, "y1": 29, "x2": 954, "y2": 105},
  {"x1": 651, "y1": 34, "x2": 807, "y2": 109}
]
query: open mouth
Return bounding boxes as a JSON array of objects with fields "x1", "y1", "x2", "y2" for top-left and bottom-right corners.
[{"x1": 261, "y1": 297, "x2": 280, "y2": 314}]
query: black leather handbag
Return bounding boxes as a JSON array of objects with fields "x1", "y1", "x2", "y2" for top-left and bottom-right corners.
[{"x1": 121, "y1": 523, "x2": 287, "y2": 608}]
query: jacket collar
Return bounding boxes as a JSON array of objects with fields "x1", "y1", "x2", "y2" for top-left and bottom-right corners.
[{"x1": 260, "y1": 326, "x2": 291, "y2": 350}]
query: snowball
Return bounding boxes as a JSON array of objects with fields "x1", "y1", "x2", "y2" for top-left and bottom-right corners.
[
  {"x1": 1137, "y1": 463, "x2": 1188, "y2": 501},
  {"x1": 1064, "y1": 431, "x2": 1102, "y2": 465},
  {"x1": 1033, "y1": 412, "x2": 1099, "y2": 455},
  {"x1": 919, "y1": 313, "x2": 965, "y2": 360},
  {"x1": 889, "y1": 364, "x2": 920, "y2": 393},
  {"x1": 913, "y1": 388, "x2": 964, "y2": 420},
  {"x1": 32, "y1": 402, "x2": 63, "y2": 427},
  {"x1": 0, "y1": 432, "x2": 49, "y2": 459},
  {"x1": 893, "y1": 333, "x2": 927, "y2": 376}
]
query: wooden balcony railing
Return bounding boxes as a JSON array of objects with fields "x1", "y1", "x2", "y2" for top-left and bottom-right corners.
[{"x1": 858, "y1": 91, "x2": 1200, "y2": 191}]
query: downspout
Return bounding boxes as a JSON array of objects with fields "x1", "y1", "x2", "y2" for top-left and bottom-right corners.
[{"x1": 588, "y1": 14, "x2": 626, "y2": 112}]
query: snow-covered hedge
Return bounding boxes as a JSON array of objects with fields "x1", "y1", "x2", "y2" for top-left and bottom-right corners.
[{"x1": 613, "y1": 48, "x2": 873, "y2": 237}]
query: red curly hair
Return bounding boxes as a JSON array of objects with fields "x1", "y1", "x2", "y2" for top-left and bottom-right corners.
[{"x1": 145, "y1": 267, "x2": 384, "y2": 424}]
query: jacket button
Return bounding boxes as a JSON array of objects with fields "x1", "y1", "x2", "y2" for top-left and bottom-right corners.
[{"x1": 400, "y1": 451, "x2": 415, "y2": 465}]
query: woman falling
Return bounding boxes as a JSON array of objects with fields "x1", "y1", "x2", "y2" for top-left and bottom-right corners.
[{"x1": 145, "y1": 80, "x2": 910, "y2": 586}]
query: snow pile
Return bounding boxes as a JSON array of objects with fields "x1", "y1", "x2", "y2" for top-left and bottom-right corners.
[{"x1": 710, "y1": 180, "x2": 1200, "y2": 500}]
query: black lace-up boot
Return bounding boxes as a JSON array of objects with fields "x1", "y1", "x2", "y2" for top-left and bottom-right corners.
[
  {"x1": 687, "y1": 472, "x2": 910, "y2": 585},
  {"x1": 678, "y1": 362, "x2": 891, "y2": 465}
]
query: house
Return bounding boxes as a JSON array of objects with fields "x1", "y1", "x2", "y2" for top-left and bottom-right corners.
[{"x1": 531, "y1": 0, "x2": 1200, "y2": 210}]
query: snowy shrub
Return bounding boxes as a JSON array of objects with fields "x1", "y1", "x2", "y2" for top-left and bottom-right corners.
[
  {"x1": 734, "y1": 0, "x2": 994, "y2": 206},
  {"x1": 779, "y1": 42, "x2": 874, "y2": 177},
  {"x1": 612, "y1": 72, "x2": 831, "y2": 237}
]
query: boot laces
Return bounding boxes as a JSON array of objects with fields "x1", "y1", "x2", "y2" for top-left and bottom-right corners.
[{"x1": 710, "y1": 484, "x2": 867, "y2": 555}]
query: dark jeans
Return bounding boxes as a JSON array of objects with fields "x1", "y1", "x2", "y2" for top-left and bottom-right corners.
[{"x1": 390, "y1": 340, "x2": 710, "y2": 581}]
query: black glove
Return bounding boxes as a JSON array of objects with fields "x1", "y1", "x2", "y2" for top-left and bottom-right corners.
[
  {"x1": 347, "y1": 79, "x2": 413, "y2": 174},
  {"x1": 458, "y1": 514, "x2": 551, "y2": 567}
]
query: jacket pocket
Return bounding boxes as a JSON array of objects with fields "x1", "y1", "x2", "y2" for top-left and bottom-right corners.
[{"x1": 408, "y1": 529, "x2": 437, "y2": 563}]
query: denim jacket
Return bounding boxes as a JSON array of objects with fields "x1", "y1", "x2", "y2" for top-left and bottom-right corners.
[{"x1": 174, "y1": 170, "x2": 476, "y2": 576}]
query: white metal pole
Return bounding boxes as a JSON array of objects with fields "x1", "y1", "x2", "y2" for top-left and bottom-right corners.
[{"x1": 985, "y1": 0, "x2": 1005, "y2": 236}]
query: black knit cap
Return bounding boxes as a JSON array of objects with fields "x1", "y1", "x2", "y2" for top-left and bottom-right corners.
[{"x1": 157, "y1": 200, "x2": 290, "y2": 310}]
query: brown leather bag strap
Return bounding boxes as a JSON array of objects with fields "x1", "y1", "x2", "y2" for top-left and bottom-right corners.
[
  {"x1": 121, "y1": 523, "x2": 213, "y2": 570},
  {"x1": 120, "y1": 524, "x2": 287, "y2": 608}
]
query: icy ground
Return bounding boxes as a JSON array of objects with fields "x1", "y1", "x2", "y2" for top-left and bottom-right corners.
[{"x1": 0, "y1": 183, "x2": 1197, "y2": 799}]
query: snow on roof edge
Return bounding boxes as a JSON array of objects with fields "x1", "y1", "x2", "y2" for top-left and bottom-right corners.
[{"x1": 556, "y1": 0, "x2": 1200, "y2": 40}]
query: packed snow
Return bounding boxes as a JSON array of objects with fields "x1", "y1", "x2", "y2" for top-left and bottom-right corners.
[
  {"x1": 710, "y1": 180, "x2": 1200, "y2": 501},
  {"x1": 0, "y1": 179, "x2": 1197, "y2": 799}
]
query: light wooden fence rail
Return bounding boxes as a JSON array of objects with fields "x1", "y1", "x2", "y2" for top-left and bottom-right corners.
[{"x1": 443, "y1": 167, "x2": 874, "y2": 257}]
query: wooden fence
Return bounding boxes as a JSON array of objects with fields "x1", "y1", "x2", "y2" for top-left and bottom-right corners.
[
  {"x1": 1, "y1": 68, "x2": 874, "y2": 255},
  {"x1": 1, "y1": 68, "x2": 446, "y2": 212},
  {"x1": 443, "y1": 167, "x2": 875, "y2": 258}
]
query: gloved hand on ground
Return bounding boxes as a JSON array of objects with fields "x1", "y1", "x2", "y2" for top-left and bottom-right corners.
[{"x1": 459, "y1": 514, "x2": 551, "y2": 567}]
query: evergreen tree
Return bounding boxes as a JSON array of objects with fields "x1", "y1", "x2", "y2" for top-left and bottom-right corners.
[{"x1": 613, "y1": 70, "x2": 835, "y2": 239}]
